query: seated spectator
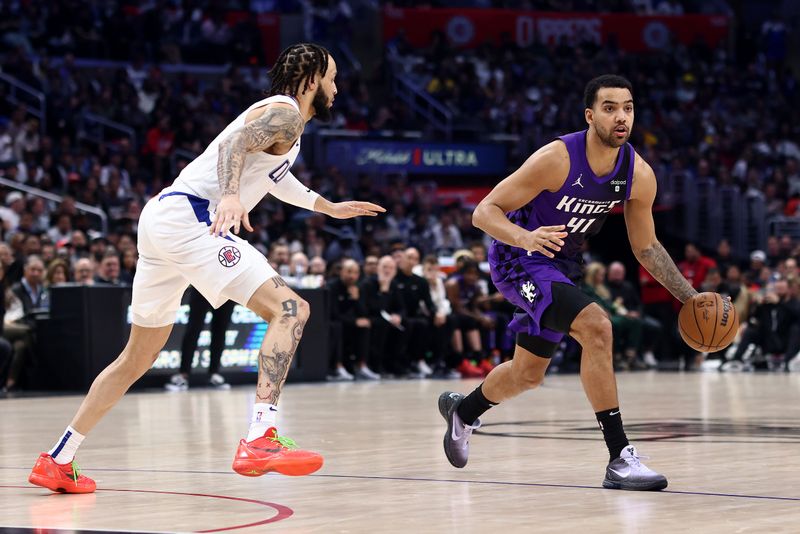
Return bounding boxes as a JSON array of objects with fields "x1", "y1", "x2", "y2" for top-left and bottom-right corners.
[
  {"x1": 607, "y1": 261, "x2": 662, "y2": 368},
  {"x1": 73, "y1": 258, "x2": 95, "y2": 285},
  {"x1": 582, "y1": 262, "x2": 644, "y2": 371},
  {"x1": 46, "y1": 259, "x2": 70, "y2": 287},
  {"x1": 725, "y1": 265, "x2": 751, "y2": 320},
  {"x1": 0, "y1": 261, "x2": 13, "y2": 392},
  {"x1": 422, "y1": 254, "x2": 459, "y2": 378},
  {"x1": 360, "y1": 255, "x2": 407, "y2": 376},
  {"x1": 5, "y1": 255, "x2": 45, "y2": 390},
  {"x1": 287, "y1": 251, "x2": 323, "y2": 289},
  {"x1": 363, "y1": 255, "x2": 379, "y2": 278},
  {"x1": 445, "y1": 259, "x2": 493, "y2": 378},
  {"x1": 722, "y1": 278, "x2": 800, "y2": 371},
  {"x1": 94, "y1": 251, "x2": 126, "y2": 285},
  {"x1": 679, "y1": 243, "x2": 717, "y2": 291},
  {"x1": 327, "y1": 259, "x2": 375, "y2": 381}
]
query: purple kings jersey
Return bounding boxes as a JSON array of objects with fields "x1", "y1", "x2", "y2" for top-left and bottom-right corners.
[{"x1": 489, "y1": 129, "x2": 635, "y2": 267}]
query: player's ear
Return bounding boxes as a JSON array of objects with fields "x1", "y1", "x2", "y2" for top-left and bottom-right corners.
[{"x1": 585, "y1": 107, "x2": 593, "y2": 126}]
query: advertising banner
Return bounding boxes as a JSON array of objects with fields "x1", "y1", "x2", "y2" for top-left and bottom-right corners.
[
  {"x1": 384, "y1": 8, "x2": 729, "y2": 52},
  {"x1": 325, "y1": 139, "x2": 506, "y2": 176}
]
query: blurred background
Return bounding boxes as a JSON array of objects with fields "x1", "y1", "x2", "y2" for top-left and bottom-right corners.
[{"x1": 0, "y1": 0, "x2": 798, "y2": 394}]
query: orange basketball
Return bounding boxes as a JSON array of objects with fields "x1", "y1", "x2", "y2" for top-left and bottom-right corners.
[{"x1": 678, "y1": 292, "x2": 739, "y2": 352}]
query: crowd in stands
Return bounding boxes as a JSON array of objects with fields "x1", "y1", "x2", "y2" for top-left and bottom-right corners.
[{"x1": 0, "y1": 1, "x2": 798, "y2": 391}]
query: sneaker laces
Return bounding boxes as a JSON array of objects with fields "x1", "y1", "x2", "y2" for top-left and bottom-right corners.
[
  {"x1": 622, "y1": 452, "x2": 650, "y2": 468},
  {"x1": 70, "y1": 462, "x2": 82, "y2": 482},
  {"x1": 267, "y1": 434, "x2": 298, "y2": 449}
]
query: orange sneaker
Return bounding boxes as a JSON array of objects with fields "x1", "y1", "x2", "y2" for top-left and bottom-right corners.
[
  {"x1": 478, "y1": 358, "x2": 495, "y2": 375},
  {"x1": 28, "y1": 453, "x2": 96, "y2": 494},
  {"x1": 232, "y1": 427, "x2": 323, "y2": 477},
  {"x1": 457, "y1": 359, "x2": 485, "y2": 378}
]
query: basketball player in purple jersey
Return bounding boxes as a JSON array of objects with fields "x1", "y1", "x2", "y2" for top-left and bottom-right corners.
[{"x1": 439, "y1": 75, "x2": 698, "y2": 491}]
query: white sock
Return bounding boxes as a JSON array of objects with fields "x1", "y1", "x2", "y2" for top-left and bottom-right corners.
[
  {"x1": 48, "y1": 426, "x2": 85, "y2": 465},
  {"x1": 246, "y1": 403, "x2": 278, "y2": 442}
]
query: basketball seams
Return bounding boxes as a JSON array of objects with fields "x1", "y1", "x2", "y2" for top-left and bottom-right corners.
[
  {"x1": 678, "y1": 321, "x2": 705, "y2": 350},
  {"x1": 692, "y1": 298, "x2": 706, "y2": 346}
]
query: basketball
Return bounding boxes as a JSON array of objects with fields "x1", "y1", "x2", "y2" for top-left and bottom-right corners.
[{"x1": 678, "y1": 292, "x2": 739, "y2": 352}]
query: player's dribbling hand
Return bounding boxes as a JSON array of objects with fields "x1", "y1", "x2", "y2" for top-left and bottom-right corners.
[
  {"x1": 521, "y1": 225, "x2": 568, "y2": 259},
  {"x1": 210, "y1": 195, "x2": 253, "y2": 237}
]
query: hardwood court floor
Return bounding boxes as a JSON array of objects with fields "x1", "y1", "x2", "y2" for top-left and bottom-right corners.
[{"x1": 1, "y1": 372, "x2": 799, "y2": 533}]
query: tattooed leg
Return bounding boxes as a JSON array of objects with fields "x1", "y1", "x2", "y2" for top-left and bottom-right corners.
[{"x1": 255, "y1": 298, "x2": 308, "y2": 404}]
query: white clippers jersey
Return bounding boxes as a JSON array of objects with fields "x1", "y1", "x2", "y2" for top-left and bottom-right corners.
[{"x1": 172, "y1": 95, "x2": 302, "y2": 213}]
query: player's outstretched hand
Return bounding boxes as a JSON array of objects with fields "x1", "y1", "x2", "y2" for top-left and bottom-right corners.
[
  {"x1": 521, "y1": 225, "x2": 568, "y2": 259},
  {"x1": 327, "y1": 201, "x2": 386, "y2": 219},
  {"x1": 210, "y1": 195, "x2": 253, "y2": 237}
]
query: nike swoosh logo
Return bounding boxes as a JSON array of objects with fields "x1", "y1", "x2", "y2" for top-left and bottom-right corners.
[
  {"x1": 269, "y1": 406, "x2": 278, "y2": 412},
  {"x1": 609, "y1": 467, "x2": 629, "y2": 478},
  {"x1": 609, "y1": 410, "x2": 620, "y2": 416}
]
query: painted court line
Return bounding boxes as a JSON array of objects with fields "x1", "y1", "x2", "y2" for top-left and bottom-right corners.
[{"x1": 3, "y1": 466, "x2": 799, "y2": 503}]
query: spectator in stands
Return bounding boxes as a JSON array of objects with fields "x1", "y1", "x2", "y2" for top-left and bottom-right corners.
[
  {"x1": 363, "y1": 255, "x2": 378, "y2": 278},
  {"x1": 73, "y1": 258, "x2": 95, "y2": 285},
  {"x1": 393, "y1": 249, "x2": 436, "y2": 377},
  {"x1": 582, "y1": 262, "x2": 644, "y2": 371},
  {"x1": 607, "y1": 262, "x2": 662, "y2": 368},
  {"x1": 0, "y1": 192, "x2": 25, "y2": 233},
  {"x1": 268, "y1": 242, "x2": 290, "y2": 276},
  {"x1": 5, "y1": 255, "x2": 45, "y2": 390},
  {"x1": 327, "y1": 259, "x2": 375, "y2": 381},
  {"x1": 121, "y1": 248, "x2": 137, "y2": 281},
  {"x1": 714, "y1": 239, "x2": 736, "y2": 275},
  {"x1": 287, "y1": 251, "x2": 323, "y2": 289},
  {"x1": 679, "y1": 243, "x2": 717, "y2": 290},
  {"x1": 46, "y1": 259, "x2": 69, "y2": 287},
  {"x1": 308, "y1": 255, "x2": 326, "y2": 279},
  {"x1": 746, "y1": 250, "x2": 767, "y2": 287},
  {"x1": 431, "y1": 212, "x2": 463, "y2": 255},
  {"x1": 422, "y1": 254, "x2": 459, "y2": 378},
  {"x1": 0, "y1": 262, "x2": 14, "y2": 392},
  {"x1": 722, "y1": 278, "x2": 800, "y2": 372},
  {"x1": 324, "y1": 226, "x2": 364, "y2": 264},
  {"x1": 361, "y1": 255, "x2": 407, "y2": 376},
  {"x1": 445, "y1": 259, "x2": 492, "y2": 378},
  {"x1": 94, "y1": 251, "x2": 124, "y2": 285},
  {"x1": 725, "y1": 264, "x2": 752, "y2": 320}
]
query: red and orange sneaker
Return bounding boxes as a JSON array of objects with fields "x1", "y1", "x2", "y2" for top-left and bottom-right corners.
[
  {"x1": 28, "y1": 453, "x2": 96, "y2": 494},
  {"x1": 478, "y1": 358, "x2": 496, "y2": 375},
  {"x1": 232, "y1": 428, "x2": 323, "y2": 477},
  {"x1": 456, "y1": 359, "x2": 485, "y2": 378}
]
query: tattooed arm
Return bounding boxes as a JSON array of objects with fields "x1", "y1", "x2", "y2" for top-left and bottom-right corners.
[
  {"x1": 217, "y1": 105, "x2": 304, "y2": 196},
  {"x1": 209, "y1": 104, "x2": 304, "y2": 237},
  {"x1": 625, "y1": 154, "x2": 697, "y2": 303}
]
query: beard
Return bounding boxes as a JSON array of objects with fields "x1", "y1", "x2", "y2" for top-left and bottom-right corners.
[
  {"x1": 312, "y1": 89, "x2": 333, "y2": 123},
  {"x1": 597, "y1": 123, "x2": 630, "y2": 148}
]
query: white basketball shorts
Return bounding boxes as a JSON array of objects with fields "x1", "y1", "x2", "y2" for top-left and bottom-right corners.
[{"x1": 130, "y1": 189, "x2": 277, "y2": 327}]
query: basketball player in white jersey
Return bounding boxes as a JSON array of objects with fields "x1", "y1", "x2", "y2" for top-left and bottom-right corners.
[{"x1": 28, "y1": 43, "x2": 384, "y2": 493}]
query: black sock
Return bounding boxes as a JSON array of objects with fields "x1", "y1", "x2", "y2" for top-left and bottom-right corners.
[
  {"x1": 596, "y1": 407, "x2": 629, "y2": 461},
  {"x1": 456, "y1": 383, "x2": 498, "y2": 425}
]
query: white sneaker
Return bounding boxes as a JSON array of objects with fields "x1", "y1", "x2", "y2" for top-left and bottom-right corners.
[
  {"x1": 417, "y1": 360, "x2": 434, "y2": 377},
  {"x1": 642, "y1": 351, "x2": 658, "y2": 368},
  {"x1": 356, "y1": 365, "x2": 380, "y2": 380},
  {"x1": 720, "y1": 360, "x2": 744, "y2": 372},
  {"x1": 209, "y1": 373, "x2": 231, "y2": 390},
  {"x1": 603, "y1": 445, "x2": 668, "y2": 491},
  {"x1": 165, "y1": 373, "x2": 188, "y2": 392},
  {"x1": 331, "y1": 366, "x2": 354, "y2": 381}
]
